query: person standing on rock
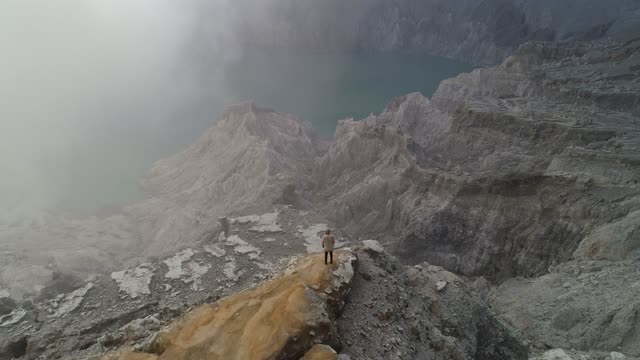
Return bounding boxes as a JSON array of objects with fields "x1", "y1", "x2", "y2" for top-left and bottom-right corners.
[{"x1": 322, "y1": 229, "x2": 335, "y2": 264}]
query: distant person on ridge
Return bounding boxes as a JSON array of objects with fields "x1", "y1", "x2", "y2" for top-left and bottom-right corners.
[{"x1": 321, "y1": 229, "x2": 335, "y2": 264}]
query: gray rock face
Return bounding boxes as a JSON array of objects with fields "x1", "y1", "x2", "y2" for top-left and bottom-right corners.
[
  {"x1": 0, "y1": 206, "x2": 349, "y2": 359},
  {"x1": 492, "y1": 259, "x2": 640, "y2": 357},
  {"x1": 0, "y1": 102, "x2": 322, "y2": 301},
  {"x1": 0, "y1": 214, "x2": 524, "y2": 360},
  {"x1": 310, "y1": 39, "x2": 640, "y2": 280},
  {"x1": 227, "y1": 0, "x2": 640, "y2": 65},
  {"x1": 126, "y1": 102, "x2": 323, "y2": 258},
  {"x1": 337, "y1": 243, "x2": 528, "y2": 359},
  {"x1": 2, "y1": 38, "x2": 639, "y2": 358},
  {"x1": 0, "y1": 212, "x2": 138, "y2": 301},
  {"x1": 573, "y1": 209, "x2": 640, "y2": 260}
]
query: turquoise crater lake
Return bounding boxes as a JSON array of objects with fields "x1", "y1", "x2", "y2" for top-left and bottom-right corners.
[
  {"x1": 59, "y1": 49, "x2": 472, "y2": 211},
  {"x1": 219, "y1": 49, "x2": 472, "y2": 136}
]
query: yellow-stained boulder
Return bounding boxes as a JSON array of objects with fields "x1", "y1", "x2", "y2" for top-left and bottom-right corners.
[
  {"x1": 301, "y1": 344, "x2": 338, "y2": 360},
  {"x1": 101, "y1": 251, "x2": 355, "y2": 360}
]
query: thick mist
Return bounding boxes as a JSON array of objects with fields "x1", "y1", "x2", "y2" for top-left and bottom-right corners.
[
  {"x1": 0, "y1": 0, "x2": 241, "y2": 215},
  {"x1": 0, "y1": 0, "x2": 473, "y2": 216}
]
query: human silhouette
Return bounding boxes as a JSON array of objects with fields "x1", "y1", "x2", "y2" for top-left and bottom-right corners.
[{"x1": 321, "y1": 229, "x2": 335, "y2": 264}]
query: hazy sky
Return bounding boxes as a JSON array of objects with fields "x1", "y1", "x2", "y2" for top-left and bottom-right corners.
[{"x1": 0, "y1": 0, "x2": 240, "y2": 214}]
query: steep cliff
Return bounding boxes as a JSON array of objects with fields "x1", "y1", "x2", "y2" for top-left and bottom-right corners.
[
  {"x1": 2, "y1": 38, "x2": 639, "y2": 359},
  {"x1": 100, "y1": 250, "x2": 356, "y2": 360},
  {"x1": 0, "y1": 207, "x2": 347, "y2": 359},
  {"x1": 229, "y1": 0, "x2": 640, "y2": 65},
  {"x1": 1, "y1": 235, "x2": 526, "y2": 359},
  {"x1": 125, "y1": 102, "x2": 323, "y2": 257},
  {"x1": 302, "y1": 39, "x2": 640, "y2": 357},
  {"x1": 311, "y1": 39, "x2": 640, "y2": 280},
  {"x1": 0, "y1": 102, "x2": 324, "y2": 301},
  {"x1": 5, "y1": 0, "x2": 640, "y2": 320}
]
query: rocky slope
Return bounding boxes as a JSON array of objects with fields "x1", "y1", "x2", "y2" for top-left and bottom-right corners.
[
  {"x1": 492, "y1": 259, "x2": 640, "y2": 357},
  {"x1": 0, "y1": 207, "x2": 347, "y2": 359},
  {"x1": 311, "y1": 39, "x2": 640, "y2": 281},
  {"x1": 0, "y1": 232, "x2": 528, "y2": 360},
  {"x1": 2, "y1": 38, "x2": 639, "y2": 359},
  {"x1": 229, "y1": 0, "x2": 640, "y2": 65},
  {"x1": 305, "y1": 38, "x2": 640, "y2": 357},
  {"x1": 125, "y1": 102, "x2": 323, "y2": 257},
  {"x1": 100, "y1": 249, "x2": 357, "y2": 360},
  {"x1": 336, "y1": 242, "x2": 527, "y2": 360},
  {"x1": 0, "y1": 217, "x2": 526, "y2": 360},
  {"x1": 0, "y1": 103, "x2": 323, "y2": 300}
]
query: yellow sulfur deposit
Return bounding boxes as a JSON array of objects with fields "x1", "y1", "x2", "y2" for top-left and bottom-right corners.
[{"x1": 100, "y1": 251, "x2": 355, "y2": 360}]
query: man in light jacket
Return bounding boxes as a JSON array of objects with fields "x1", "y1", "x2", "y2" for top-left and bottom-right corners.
[{"x1": 321, "y1": 229, "x2": 335, "y2": 264}]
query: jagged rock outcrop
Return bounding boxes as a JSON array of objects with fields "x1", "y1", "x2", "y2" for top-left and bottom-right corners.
[
  {"x1": 1, "y1": 223, "x2": 529, "y2": 360},
  {"x1": 310, "y1": 39, "x2": 640, "y2": 281},
  {"x1": 100, "y1": 250, "x2": 356, "y2": 360},
  {"x1": 3, "y1": 36, "x2": 639, "y2": 359},
  {"x1": 337, "y1": 242, "x2": 528, "y2": 360},
  {"x1": 0, "y1": 207, "x2": 345, "y2": 360},
  {"x1": 126, "y1": 102, "x2": 323, "y2": 257},
  {"x1": 229, "y1": 0, "x2": 640, "y2": 65},
  {"x1": 0, "y1": 102, "x2": 324, "y2": 301}
]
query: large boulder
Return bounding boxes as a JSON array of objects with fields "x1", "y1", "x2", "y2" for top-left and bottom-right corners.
[
  {"x1": 309, "y1": 39, "x2": 640, "y2": 281},
  {"x1": 100, "y1": 250, "x2": 356, "y2": 360}
]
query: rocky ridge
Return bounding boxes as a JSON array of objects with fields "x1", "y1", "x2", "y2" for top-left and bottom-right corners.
[
  {"x1": 125, "y1": 102, "x2": 323, "y2": 257},
  {"x1": 312, "y1": 39, "x2": 640, "y2": 280},
  {"x1": 0, "y1": 102, "x2": 323, "y2": 301},
  {"x1": 100, "y1": 249, "x2": 357, "y2": 360},
  {"x1": 2, "y1": 38, "x2": 640, "y2": 359},
  {"x1": 305, "y1": 39, "x2": 640, "y2": 357},
  {"x1": 0, "y1": 207, "x2": 347, "y2": 359},
  {"x1": 229, "y1": 0, "x2": 640, "y2": 65},
  {"x1": 336, "y1": 242, "x2": 527, "y2": 360},
  {"x1": 0, "y1": 220, "x2": 527, "y2": 360}
]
